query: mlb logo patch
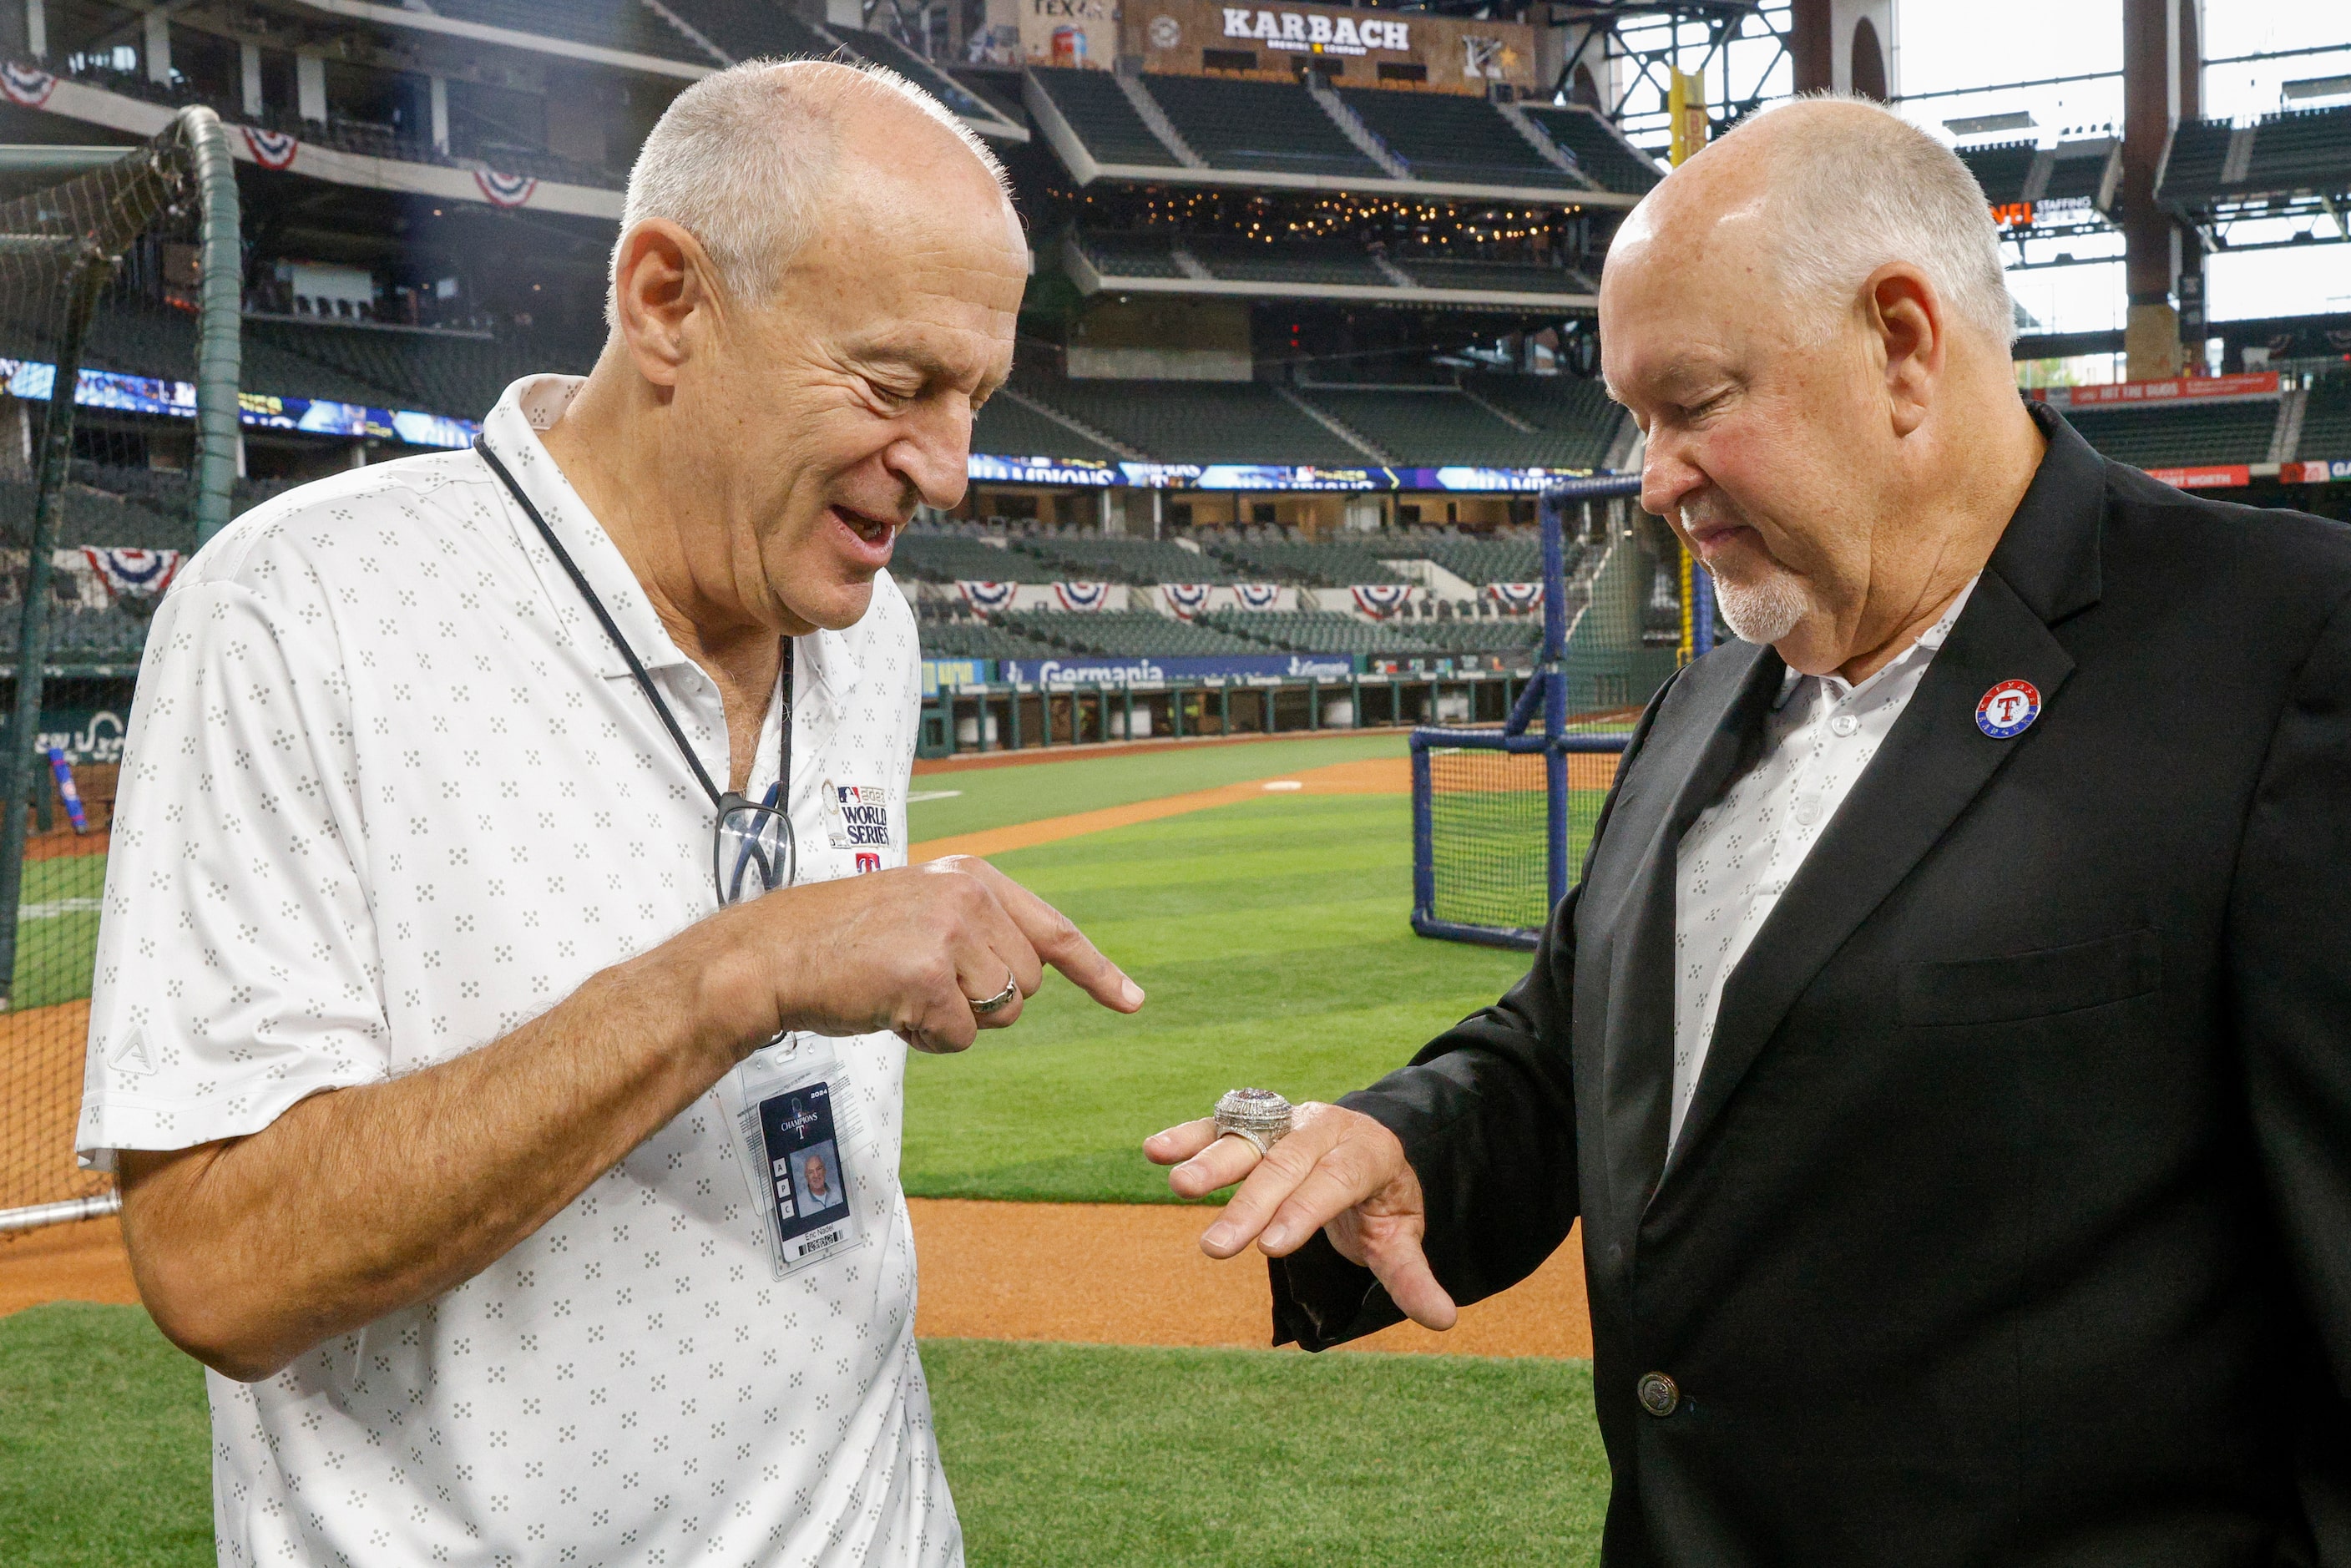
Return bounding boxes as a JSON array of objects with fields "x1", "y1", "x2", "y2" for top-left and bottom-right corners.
[{"x1": 823, "y1": 778, "x2": 896, "y2": 850}]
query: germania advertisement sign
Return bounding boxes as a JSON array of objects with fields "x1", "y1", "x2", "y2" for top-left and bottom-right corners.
[{"x1": 1000, "y1": 653, "x2": 1357, "y2": 685}]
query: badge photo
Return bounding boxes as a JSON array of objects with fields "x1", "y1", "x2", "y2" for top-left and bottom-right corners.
[{"x1": 1975, "y1": 679, "x2": 2041, "y2": 740}]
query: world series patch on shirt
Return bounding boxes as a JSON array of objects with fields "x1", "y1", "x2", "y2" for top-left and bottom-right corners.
[{"x1": 824, "y1": 778, "x2": 895, "y2": 849}]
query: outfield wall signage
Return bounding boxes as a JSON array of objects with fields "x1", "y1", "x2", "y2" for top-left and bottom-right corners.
[
  {"x1": 920, "y1": 658, "x2": 993, "y2": 696},
  {"x1": 0, "y1": 707, "x2": 129, "y2": 766},
  {"x1": 969, "y1": 455, "x2": 1610, "y2": 493},
  {"x1": 2144, "y1": 464, "x2": 2251, "y2": 489},
  {"x1": 2032, "y1": 372, "x2": 2281, "y2": 409},
  {"x1": 2285, "y1": 459, "x2": 2351, "y2": 484},
  {"x1": 1129, "y1": 0, "x2": 1534, "y2": 93},
  {"x1": 999, "y1": 652, "x2": 1358, "y2": 686},
  {"x1": 0, "y1": 355, "x2": 478, "y2": 449}
]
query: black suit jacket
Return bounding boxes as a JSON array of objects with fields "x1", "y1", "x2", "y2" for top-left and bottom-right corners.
[{"x1": 1274, "y1": 407, "x2": 2351, "y2": 1566}]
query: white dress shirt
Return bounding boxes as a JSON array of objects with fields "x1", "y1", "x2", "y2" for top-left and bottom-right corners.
[
  {"x1": 1671, "y1": 578, "x2": 1979, "y2": 1146},
  {"x1": 78, "y1": 376, "x2": 957, "y2": 1566}
]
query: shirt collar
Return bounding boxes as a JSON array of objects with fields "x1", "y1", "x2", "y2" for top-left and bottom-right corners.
[
  {"x1": 1772, "y1": 573, "x2": 1980, "y2": 709},
  {"x1": 478, "y1": 373, "x2": 696, "y2": 681}
]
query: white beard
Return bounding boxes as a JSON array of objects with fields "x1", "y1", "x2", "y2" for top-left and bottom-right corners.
[{"x1": 1710, "y1": 563, "x2": 1813, "y2": 646}]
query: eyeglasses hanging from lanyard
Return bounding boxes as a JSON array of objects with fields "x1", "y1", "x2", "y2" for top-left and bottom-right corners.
[{"x1": 477, "y1": 439, "x2": 796, "y2": 908}]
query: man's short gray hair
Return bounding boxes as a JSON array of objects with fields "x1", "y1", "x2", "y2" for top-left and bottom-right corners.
[
  {"x1": 607, "y1": 58, "x2": 1010, "y2": 325},
  {"x1": 1725, "y1": 94, "x2": 2015, "y2": 350}
]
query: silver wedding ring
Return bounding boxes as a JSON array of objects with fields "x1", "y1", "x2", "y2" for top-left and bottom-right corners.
[
  {"x1": 1214, "y1": 1088, "x2": 1292, "y2": 1156},
  {"x1": 968, "y1": 968, "x2": 1020, "y2": 1015}
]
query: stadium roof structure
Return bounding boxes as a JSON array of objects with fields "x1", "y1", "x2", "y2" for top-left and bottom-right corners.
[
  {"x1": 1953, "y1": 135, "x2": 2123, "y2": 242},
  {"x1": 1060, "y1": 230, "x2": 1597, "y2": 311},
  {"x1": 1024, "y1": 68, "x2": 1652, "y2": 209}
]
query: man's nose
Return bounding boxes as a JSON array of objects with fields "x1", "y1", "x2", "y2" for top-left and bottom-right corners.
[
  {"x1": 1640, "y1": 428, "x2": 1706, "y2": 524},
  {"x1": 889, "y1": 399, "x2": 974, "y2": 513}
]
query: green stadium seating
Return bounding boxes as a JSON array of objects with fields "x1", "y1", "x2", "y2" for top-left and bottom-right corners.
[
  {"x1": 1021, "y1": 378, "x2": 1363, "y2": 465},
  {"x1": 1016, "y1": 537, "x2": 1246, "y2": 584},
  {"x1": 1029, "y1": 69, "x2": 1185, "y2": 167},
  {"x1": 1519, "y1": 104, "x2": 1662, "y2": 195},
  {"x1": 1142, "y1": 75, "x2": 1383, "y2": 180},
  {"x1": 1188, "y1": 235, "x2": 1389, "y2": 287},
  {"x1": 1398, "y1": 258, "x2": 1592, "y2": 296},
  {"x1": 892, "y1": 534, "x2": 1066, "y2": 584},
  {"x1": 1409, "y1": 534, "x2": 1544, "y2": 584},
  {"x1": 1201, "y1": 607, "x2": 1436, "y2": 655},
  {"x1": 1335, "y1": 89, "x2": 1580, "y2": 190},
  {"x1": 424, "y1": 0, "x2": 709, "y2": 64},
  {"x1": 915, "y1": 620, "x2": 1067, "y2": 660},
  {"x1": 1460, "y1": 373, "x2": 1625, "y2": 469},
  {"x1": 1073, "y1": 231, "x2": 1188, "y2": 280},
  {"x1": 2061, "y1": 398, "x2": 2280, "y2": 468},
  {"x1": 999, "y1": 607, "x2": 1267, "y2": 655},
  {"x1": 1302, "y1": 387, "x2": 1550, "y2": 466},
  {"x1": 1199, "y1": 537, "x2": 1410, "y2": 586},
  {"x1": 2298, "y1": 370, "x2": 2351, "y2": 459},
  {"x1": 1954, "y1": 140, "x2": 2038, "y2": 205},
  {"x1": 973, "y1": 396, "x2": 1121, "y2": 460}
]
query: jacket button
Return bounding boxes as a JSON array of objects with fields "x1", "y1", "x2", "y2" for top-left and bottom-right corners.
[{"x1": 1637, "y1": 1371, "x2": 1680, "y2": 1418}]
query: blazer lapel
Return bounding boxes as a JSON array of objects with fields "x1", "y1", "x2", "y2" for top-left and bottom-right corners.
[
  {"x1": 1647, "y1": 402, "x2": 2111, "y2": 1196},
  {"x1": 1657, "y1": 574, "x2": 2082, "y2": 1194},
  {"x1": 1601, "y1": 640, "x2": 1781, "y2": 1257}
]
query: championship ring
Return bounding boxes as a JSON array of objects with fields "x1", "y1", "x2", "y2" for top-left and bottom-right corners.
[{"x1": 1213, "y1": 1088, "x2": 1293, "y2": 1157}]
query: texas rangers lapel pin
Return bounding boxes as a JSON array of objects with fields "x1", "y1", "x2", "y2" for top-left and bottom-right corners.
[{"x1": 1975, "y1": 679, "x2": 2041, "y2": 739}]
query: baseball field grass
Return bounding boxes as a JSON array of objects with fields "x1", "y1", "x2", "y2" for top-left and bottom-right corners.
[
  {"x1": 0, "y1": 1304, "x2": 1609, "y2": 1567},
  {"x1": 3, "y1": 732, "x2": 1607, "y2": 1566}
]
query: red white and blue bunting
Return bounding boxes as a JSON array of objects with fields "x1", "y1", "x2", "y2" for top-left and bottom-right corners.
[
  {"x1": 79, "y1": 547, "x2": 182, "y2": 601},
  {"x1": 1234, "y1": 582, "x2": 1282, "y2": 610},
  {"x1": 2, "y1": 63, "x2": 56, "y2": 108},
  {"x1": 1487, "y1": 582, "x2": 1545, "y2": 613},
  {"x1": 241, "y1": 126, "x2": 298, "y2": 170},
  {"x1": 1052, "y1": 580, "x2": 1112, "y2": 611},
  {"x1": 1350, "y1": 583, "x2": 1416, "y2": 617},
  {"x1": 1160, "y1": 583, "x2": 1212, "y2": 620},
  {"x1": 957, "y1": 579, "x2": 1017, "y2": 615},
  {"x1": 473, "y1": 168, "x2": 538, "y2": 208}
]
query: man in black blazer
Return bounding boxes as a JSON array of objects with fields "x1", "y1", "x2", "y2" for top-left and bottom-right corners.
[{"x1": 1146, "y1": 98, "x2": 2351, "y2": 1564}]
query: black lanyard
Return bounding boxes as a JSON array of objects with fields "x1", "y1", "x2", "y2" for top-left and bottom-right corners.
[{"x1": 475, "y1": 438, "x2": 790, "y2": 815}]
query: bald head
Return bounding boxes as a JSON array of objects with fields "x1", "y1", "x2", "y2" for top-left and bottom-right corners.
[
  {"x1": 1610, "y1": 96, "x2": 2012, "y2": 352},
  {"x1": 609, "y1": 58, "x2": 1014, "y2": 324}
]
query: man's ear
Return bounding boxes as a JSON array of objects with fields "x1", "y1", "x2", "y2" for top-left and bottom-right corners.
[
  {"x1": 610, "y1": 218, "x2": 724, "y2": 392},
  {"x1": 1864, "y1": 263, "x2": 1943, "y2": 439}
]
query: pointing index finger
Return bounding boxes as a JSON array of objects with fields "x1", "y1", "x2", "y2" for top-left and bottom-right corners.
[{"x1": 936, "y1": 856, "x2": 1145, "y2": 1014}]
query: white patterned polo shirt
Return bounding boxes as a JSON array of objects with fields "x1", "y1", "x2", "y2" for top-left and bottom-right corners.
[
  {"x1": 77, "y1": 376, "x2": 957, "y2": 1566},
  {"x1": 1671, "y1": 578, "x2": 1979, "y2": 1146}
]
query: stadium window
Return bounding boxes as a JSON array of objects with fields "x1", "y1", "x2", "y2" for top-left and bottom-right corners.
[
  {"x1": 1204, "y1": 48, "x2": 1256, "y2": 73},
  {"x1": 1377, "y1": 62, "x2": 1428, "y2": 84},
  {"x1": 1251, "y1": 503, "x2": 1277, "y2": 524}
]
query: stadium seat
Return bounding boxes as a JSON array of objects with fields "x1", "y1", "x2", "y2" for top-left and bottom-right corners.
[
  {"x1": 1297, "y1": 387, "x2": 1543, "y2": 466},
  {"x1": 915, "y1": 620, "x2": 1068, "y2": 660},
  {"x1": 1028, "y1": 69, "x2": 1186, "y2": 168},
  {"x1": 1016, "y1": 538, "x2": 1246, "y2": 584},
  {"x1": 1018, "y1": 377, "x2": 1365, "y2": 465},
  {"x1": 2063, "y1": 399, "x2": 2280, "y2": 468},
  {"x1": 1398, "y1": 258, "x2": 1594, "y2": 296},
  {"x1": 1459, "y1": 373, "x2": 1626, "y2": 469},
  {"x1": 1187, "y1": 235, "x2": 1390, "y2": 288},
  {"x1": 2294, "y1": 370, "x2": 2351, "y2": 460},
  {"x1": 422, "y1": 0, "x2": 710, "y2": 65},
  {"x1": 1334, "y1": 89, "x2": 1580, "y2": 190},
  {"x1": 2242, "y1": 104, "x2": 2351, "y2": 192},
  {"x1": 1410, "y1": 534, "x2": 1545, "y2": 584},
  {"x1": 1518, "y1": 104, "x2": 1664, "y2": 195},
  {"x1": 1071, "y1": 231, "x2": 1188, "y2": 280},
  {"x1": 1199, "y1": 537, "x2": 1412, "y2": 586},
  {"x1": 1141, "y1": 75, "x2": 1383, "y2": 180},
  {"x1": 1955, "y1": 139, "x2": 2038, "y2": 205},
  {"x1": 1201, "y1": 607, "x2": 1438, "y2": 655},
  {"x1": 1000, "y1": 607, "x2": 1267, "y2": 655},
  {"x1": 892, "y1": 533, "x2": 1067, "y2": 584},
  {"x1": 972, "y1": 396, "x2": 1124, "y2": 461}
]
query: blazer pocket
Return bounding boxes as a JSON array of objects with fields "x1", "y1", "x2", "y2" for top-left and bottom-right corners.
[{"x1": 1900, "y1": 928, "x2": 2161, "y2": 1027}]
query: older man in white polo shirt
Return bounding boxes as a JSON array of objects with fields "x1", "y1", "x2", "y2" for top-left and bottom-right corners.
[{"x1": 75, "y1": 61, "x2": 1139, "y2": 1566}]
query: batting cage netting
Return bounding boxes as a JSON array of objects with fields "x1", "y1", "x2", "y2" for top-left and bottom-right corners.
[
  {"x1": 0, "y1": 108, "x2": 240, "y2": 1235},
  {"x1": 1412, "y1": 477, "x2": 1711, "y2": 950}
]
